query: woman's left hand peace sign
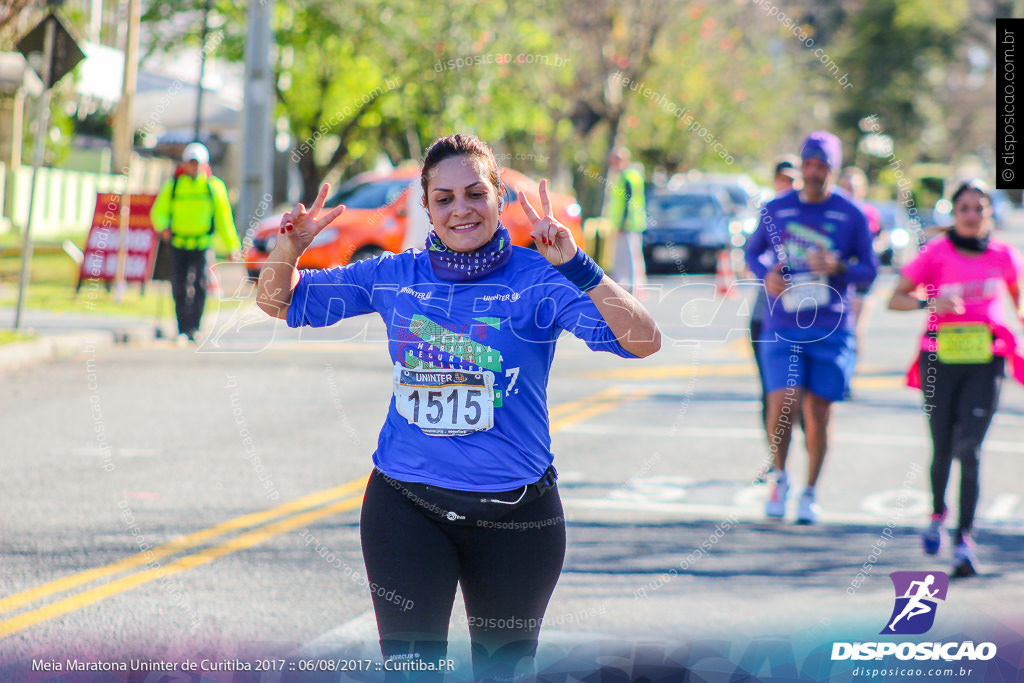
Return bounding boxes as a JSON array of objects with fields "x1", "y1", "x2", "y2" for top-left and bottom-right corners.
[{"x1": 518, "y1": 179, "x2": 578, "y2": 266}]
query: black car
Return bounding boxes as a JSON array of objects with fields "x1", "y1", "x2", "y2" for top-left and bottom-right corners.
[{"x1": 642, "y1": 190, "x2": 732, "y2": 274}]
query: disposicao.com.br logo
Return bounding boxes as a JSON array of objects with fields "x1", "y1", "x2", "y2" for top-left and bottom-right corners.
[
  {"x1": 832, "y1": 571, "x2": 997, "y2": 662},
  {"x1": 882, "y1": 570, "x2": 948, "y2": 635}
]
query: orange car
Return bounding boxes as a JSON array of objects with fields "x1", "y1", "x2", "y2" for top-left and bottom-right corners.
[{"x1": 244, "y1": 166, "x2": 583, "y2": 280}]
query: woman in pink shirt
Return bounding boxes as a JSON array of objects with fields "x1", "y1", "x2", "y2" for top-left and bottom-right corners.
[{"x1": 888, "y1": 181, "x2": 1024, "y2": 577}]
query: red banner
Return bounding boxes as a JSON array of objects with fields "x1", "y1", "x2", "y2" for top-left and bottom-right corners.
[{"x1": 79, "y1": 193, "x2": 159, "y2": 282}]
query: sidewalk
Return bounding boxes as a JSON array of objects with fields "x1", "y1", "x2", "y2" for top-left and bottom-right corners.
[
  {"x1": 0, "y1": 263, "x2": 255, "y2": 372},
  {"x1": 0, "y1": 307, "x2": 157, "y2": 372}
]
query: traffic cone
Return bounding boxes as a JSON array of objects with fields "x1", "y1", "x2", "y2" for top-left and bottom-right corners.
[{"x1": 715, "y1": 248, "x2": 737, "y2": 299}]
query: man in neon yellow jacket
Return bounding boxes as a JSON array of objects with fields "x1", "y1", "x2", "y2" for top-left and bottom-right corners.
[
  {"x1": 151, "y1": 143, "x2": 241, "y2": 341},
  {"x1": 606, "y1": 147, "x2": 647, "y2": 294}
]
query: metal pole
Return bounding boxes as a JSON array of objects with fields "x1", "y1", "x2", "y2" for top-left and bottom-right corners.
[
  {"x1": 240, "y1": 0, "x2": 273, "y2": 245},
  {"x1": 193, "y1": 0, "x2": 211, "y2": 143},
  {"x1": 13, "y1": 16, "x2": 55, "y2": 330},
  {"x1": 113, "y1": 0, "x2": 140, "y2": 302}
]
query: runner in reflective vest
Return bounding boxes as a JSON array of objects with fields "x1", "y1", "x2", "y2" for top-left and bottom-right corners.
[
  {"x1": 150, "y1": 143, "x2": 240, "y2": 341},
  {"x1": 606, "y1": 149, "x2": 647, "y2": 293},
  {"x1": 608, "y1": 166, "x2": 646, "y2": 234}
]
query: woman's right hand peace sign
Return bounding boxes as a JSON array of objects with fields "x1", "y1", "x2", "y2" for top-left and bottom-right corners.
[
  {"x1": 276, "y1": 183, "x2": 346, "y2": 257},
  {"x1": 518, "y1": 179, "x2": 578, "y2": 266}
]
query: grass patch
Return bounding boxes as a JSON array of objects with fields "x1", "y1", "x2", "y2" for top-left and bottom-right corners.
[
  {"x1": 0, "y1": 246, "x2": 253, "y2": 319},
  {"x1": 0, "y1": 281, "x2": 253, "y2": 319},
  {"x1": 0, "y1": 251, "x2": 80, "y2": 285},
  {"x1": 0, "y1": 231, "x2": 86, "y2": 247},
  {"x1": 0, "y1": 330, "x2": 36, "y2": 345},
  {"x1": 0, "y1": 281, "x2": 174, "y2": 318}
]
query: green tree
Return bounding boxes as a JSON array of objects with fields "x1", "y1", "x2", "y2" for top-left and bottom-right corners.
[
  {"x1": 831, "y1": 0, "x2": 966, "y2": 158},
  {"x1": 621, "y1": 3, "x2": 806, "y2": 176}
]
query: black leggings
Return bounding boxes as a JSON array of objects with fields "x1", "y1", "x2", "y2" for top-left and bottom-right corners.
[
  {"x1": 169, "y1": 245, "x2": 208, "y2": 336},
  {"x1": 360, "y1": 469, "x2": 566, "y2": 682},
  {"x1": 750, "y1": 317, "x2": 768, "y2": 429},
  {"x1": 920, "y1": 354, "x2": 1004, "y2": 539}
]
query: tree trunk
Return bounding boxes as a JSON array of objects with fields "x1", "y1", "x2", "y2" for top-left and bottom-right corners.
[{"x1": 295, "y1": 147, "x2": 321, "y2": 206}]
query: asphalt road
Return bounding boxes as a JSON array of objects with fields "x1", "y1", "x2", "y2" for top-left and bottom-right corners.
[{"x1": 2, "y1": 232, "x2": 1024, "y2": 682}]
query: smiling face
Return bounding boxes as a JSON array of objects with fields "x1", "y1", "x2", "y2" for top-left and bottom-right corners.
[
  {"x1": 425, "y1": 155, "x2": 501, "y2": 253},
  {"x1": 952, "y1": 189, "x2": 993, "y2": 240}
]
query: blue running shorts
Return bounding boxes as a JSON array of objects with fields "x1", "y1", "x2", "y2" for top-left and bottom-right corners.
[{"x1": 757, "y1": 325, "x2": 857, "y2": 402}]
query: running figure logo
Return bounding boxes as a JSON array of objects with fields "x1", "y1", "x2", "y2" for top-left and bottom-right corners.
[{"x1": 881, "y1": 571, "x2": 949, "y2": 635}]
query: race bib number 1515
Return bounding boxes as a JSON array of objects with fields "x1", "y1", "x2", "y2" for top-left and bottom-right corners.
[{"x1": 393, "y1": 365, "x2": 495, "y2": 437}]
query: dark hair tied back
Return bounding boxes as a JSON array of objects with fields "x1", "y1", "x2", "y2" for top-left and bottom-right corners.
[
  {"x1": 951, "y1": 179, "x2": 992, "y2": 207},
  {"x1": 420, "y1": 134, "x2": 503, "y2": 206}
]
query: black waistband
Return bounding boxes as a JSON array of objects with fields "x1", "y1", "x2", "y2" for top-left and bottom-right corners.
[
  {"x1": 375, "y1": 466, "x2": 557, "y2": 496},
  {"x1": 373, "y1": 466, "x2": 558, "y2": 525},
  {"x1": 925, "y1": 325, "x2": 994, "y2": 339}
]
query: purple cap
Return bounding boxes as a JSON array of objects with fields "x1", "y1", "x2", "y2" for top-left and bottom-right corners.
[{"x1": 800, "y1": 131, "x2": 842, "y2": 171}]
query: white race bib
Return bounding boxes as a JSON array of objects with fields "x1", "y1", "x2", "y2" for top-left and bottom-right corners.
[
  {"x1": 781, "y1": 272, "x2": 832, "y2": 313},
  {"x1": 393, "y1": 364, "x2": 495, "y2": 437}
]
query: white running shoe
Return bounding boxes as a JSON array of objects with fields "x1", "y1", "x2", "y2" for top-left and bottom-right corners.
[
  {"x1": 951, "y1": 537, "x2": 979, "y2": 578},
  {"x1": 765, "y1": 473, "x2": 789, "y2": 519},
  {"x1": 796, "y1": 487, "x2": 820, "y2": 525}
]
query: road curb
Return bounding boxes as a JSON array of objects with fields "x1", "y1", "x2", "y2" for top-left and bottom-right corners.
[{"x1": 0, "y1": 326, "x2": 151, "y2": 373}]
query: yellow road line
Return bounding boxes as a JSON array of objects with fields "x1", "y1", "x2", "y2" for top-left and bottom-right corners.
[
  {"x1": 0, "y1": 494, "x2": 364, "y2": 640},
  {"x1": 548, "y1": 386, "x2": 626, "y2": 419},
  {"x1": 583, "y1": 363, "x2": 757, "y2": 381},
  {"x1": 721, "y1": 337, "x2": 751, "y2": 359},
  {"x1": 851, "y1": 376, "x2": 907, "y2": 391},
  {"x1": 0, "y1": 387, "x2": 653, "y2": 639},
  {"x1": 550, "y1": 389, "x2": 651, "y2": 432},
  {"x1": 584, "y1": 360, "x2": 907, "y2": 382},
  {"x1": 0, "y1": 476, "x2": 368, "y2": 616}
]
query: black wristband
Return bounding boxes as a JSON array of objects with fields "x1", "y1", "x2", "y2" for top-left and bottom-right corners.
[{"x1": 918, "y1": 298, "x2": 929, "y2": 310}]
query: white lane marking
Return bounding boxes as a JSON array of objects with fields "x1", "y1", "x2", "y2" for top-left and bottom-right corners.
[
  {"x1": 984, "y1": 494, "x2": 1020, "y2": 520},
  {"x1": 733, "y1": 485, "x2": 770, "y2": 509},
  {"x1": 607, "y1": 477, "x2": 693, "y2": 502},
  {"x1": 71, "y1": 448, "x2": 160, "y2": 457},
  {"x1": 557, "y1": 470, "x2": 584, "y2": 483},
  {"x1": 561, "y1": 424, "x2": 762, "y2": 440},
  {"x1": 562, "y1": 497, "x2": 1024, "y2": 531},
  {"x1": 563, "y1": 497, "x2": 918, "y2": 526},
  {"x1": 296, "y1": 607, "x2": 616, "y2": 668},
  {"x1": 860, "y1": 489, "x2": 931, "y2": 519},
  {"x1": 993, "y1": 413, "x2": 1024, "y2": 426},
  {"x1": 293, "y1": 609, "x2": 378, "y2": 658},
  {"x1": 295, "y1": 604, "x2": 474, "y2": 668},
  {"x1": 558, "y1": 424, "x2": 1024, "y2": 454}
]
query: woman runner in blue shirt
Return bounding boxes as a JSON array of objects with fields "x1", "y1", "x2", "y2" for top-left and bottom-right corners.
[{"x1": 257, "y1": 134, "x2": 660, "y2": 682}]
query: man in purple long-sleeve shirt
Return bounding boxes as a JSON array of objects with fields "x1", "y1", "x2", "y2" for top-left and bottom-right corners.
[{"x1": 744, "y1": 131, "x2": 878, "y2": 524}]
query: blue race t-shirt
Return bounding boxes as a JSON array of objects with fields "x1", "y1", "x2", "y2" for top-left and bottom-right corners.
[
  {"x1": 286, "y1": 246, "x2": 636, "y2": 491},
  {"x1": 743, "y1": 189, "x2": 877, "y2": 334}
]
